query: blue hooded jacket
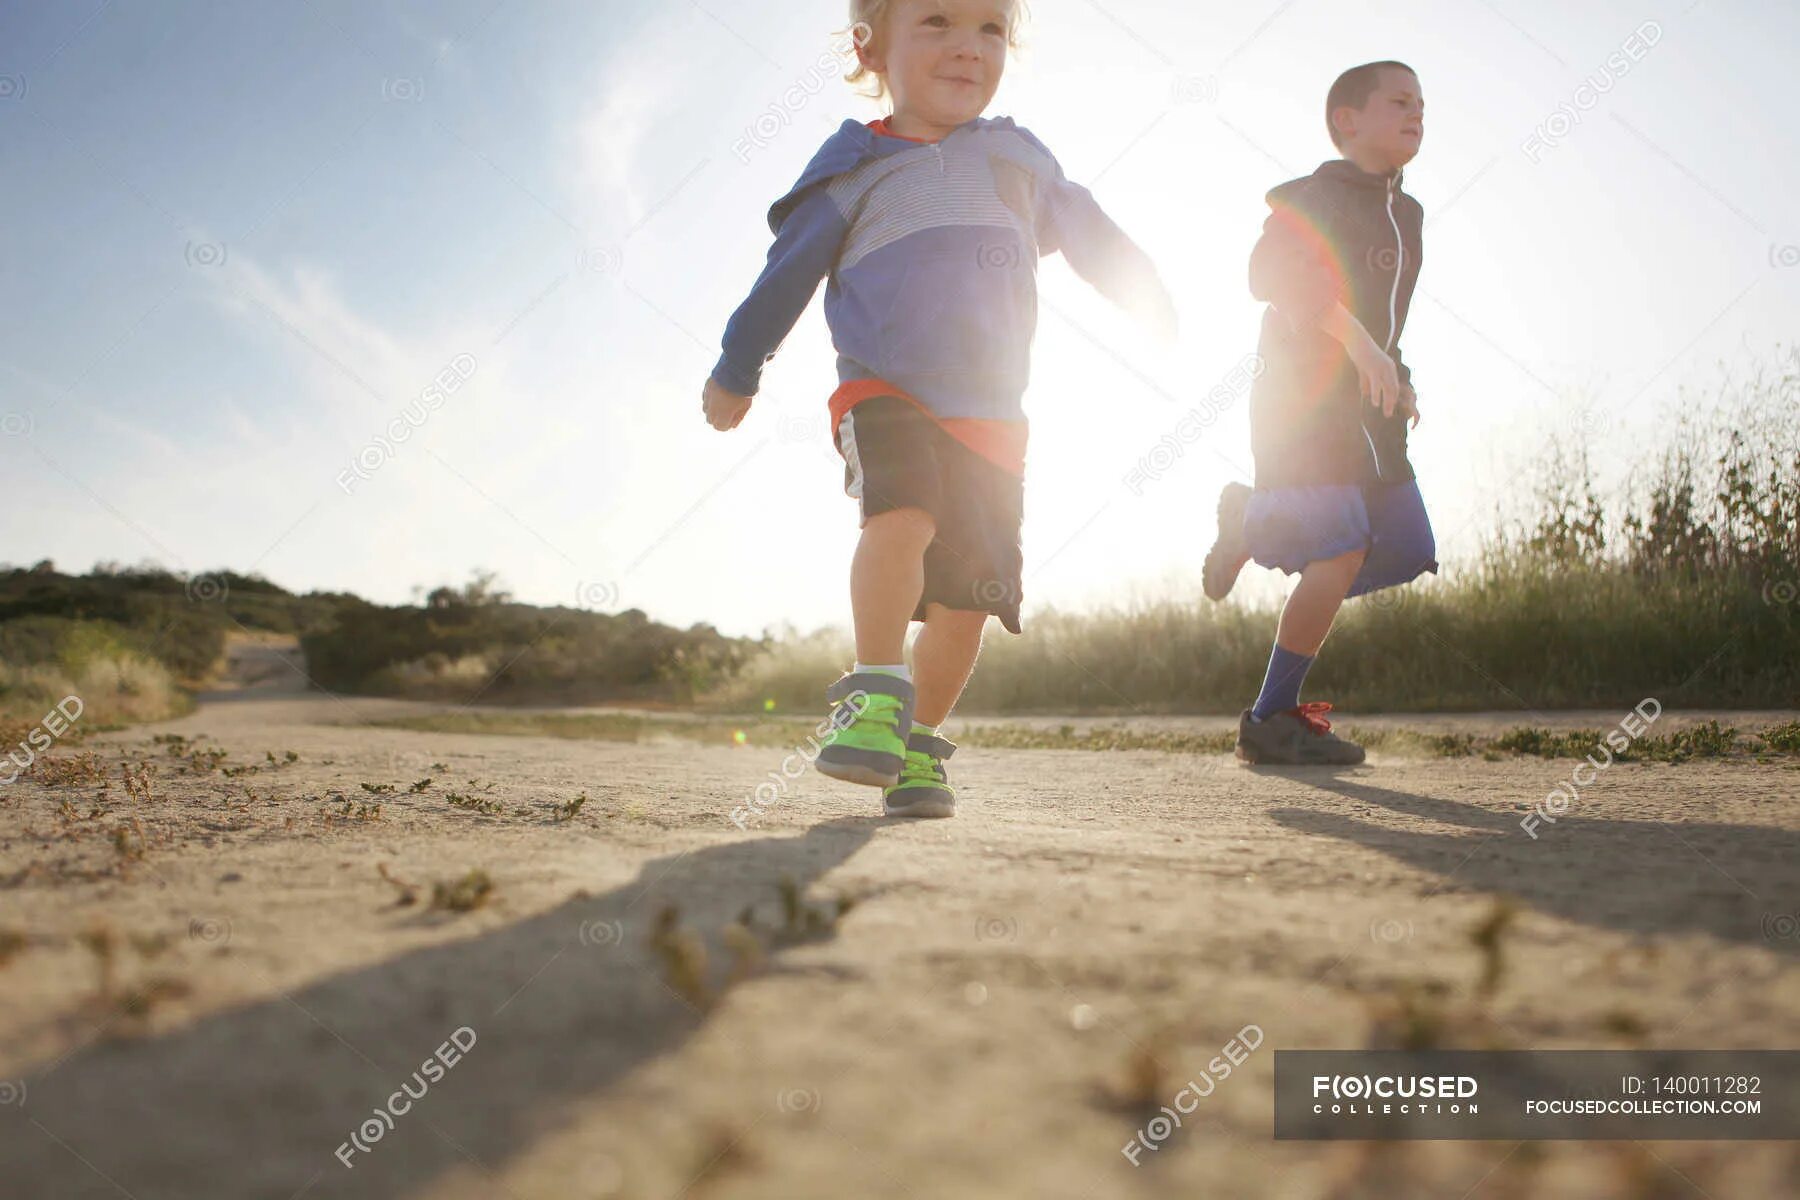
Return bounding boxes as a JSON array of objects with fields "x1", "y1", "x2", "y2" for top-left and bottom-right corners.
[{"x1": 712, "y1": 117, "x2": 1170, "y2": 438}]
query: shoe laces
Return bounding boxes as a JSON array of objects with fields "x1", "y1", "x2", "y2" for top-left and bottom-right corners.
[
  {"x1": 900, "y1": 746, "x2": 945, "y2": 783},
  {"x1": 1288, "y1": 702, "x2": 1336, "y2": 736},
  {"x1": 839, "y1": 691, "x2": 903, "y2": 732}
]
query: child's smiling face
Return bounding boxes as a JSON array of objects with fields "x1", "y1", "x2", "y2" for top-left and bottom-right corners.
[
  {"x1": 864, "y1": 0, "x2": 1011, "y2": 135},
  {"x1": 1338, "y1": 68, "x2": 1425, "y2": 170}
]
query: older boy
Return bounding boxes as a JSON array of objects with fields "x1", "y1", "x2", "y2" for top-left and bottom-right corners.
[{"x1": 1202, "y1": 61, "x2": 1439, "y2": 765}]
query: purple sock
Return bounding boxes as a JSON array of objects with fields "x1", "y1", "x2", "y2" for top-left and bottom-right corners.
[{"x1": 1251, "y1": 644, "x2": 1314, "y2": 721}]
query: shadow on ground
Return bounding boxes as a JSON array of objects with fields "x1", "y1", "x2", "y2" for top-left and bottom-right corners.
[
  {"x1": 2, "y1": 819, "x2": 878, "y2": 1199},
  {"x1": 1270, "y1": 777, "x2": 1799, "y2": 951}
]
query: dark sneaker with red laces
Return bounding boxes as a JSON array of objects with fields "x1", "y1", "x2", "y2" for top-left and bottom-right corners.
[{"x1": 1235, "y1": 702, "x2": 1365, "y2": 766}]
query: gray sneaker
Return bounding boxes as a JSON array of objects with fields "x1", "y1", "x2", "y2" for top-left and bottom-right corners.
[
  {"x1": 883, "y1": 731, "x2": 957, "y2": 819},
  {"x1": 1235, "y1": 703, "x2": 1366, "y2": 766},
  {"x1": 1203, "y1": 483, "x2": 1253, "y2": 601}
]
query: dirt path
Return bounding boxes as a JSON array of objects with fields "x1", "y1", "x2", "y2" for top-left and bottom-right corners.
[{"x1": 2, "y1": 683, "x2": 1797, "y2": 1199}]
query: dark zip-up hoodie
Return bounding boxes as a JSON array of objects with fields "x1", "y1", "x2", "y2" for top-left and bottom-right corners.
[{"x1": 1247, "y1": 159, "x2": 1424, "y2": 488}]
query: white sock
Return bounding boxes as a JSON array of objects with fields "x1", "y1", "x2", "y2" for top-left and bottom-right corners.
[
  {"x1": 852, "y1": 661, "x2": 911, "y2": 683},
  {"x1": 911, "y1": 720, "x2": 940, "y2": 737}
]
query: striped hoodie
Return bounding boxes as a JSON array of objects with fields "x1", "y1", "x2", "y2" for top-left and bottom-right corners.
[{"x1": 711, "y1": 116, "x2": 1171, "y2": 474}]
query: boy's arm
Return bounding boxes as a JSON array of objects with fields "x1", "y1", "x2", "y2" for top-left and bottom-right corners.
[
  {"x1": 1248, "y1": 201, "x2": 1340, "y2": 332},
  {"x1": 1390, "y1": 344, "x2": 1413, "y2": 388},
  {"x1": 1027, "y1": 141, "x2": 1176, "y2": 339},
  {"x1": 1391, "y1": 345, "x2": 1420, "y2": 425},
  {"x1": 1319, "y1": 301, "x2": 1403, "y2": 419},
  {"x1": 711, "y1": 188, "x2": 848, "y2": 397}
]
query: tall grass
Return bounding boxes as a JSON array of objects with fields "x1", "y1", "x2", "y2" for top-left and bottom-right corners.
[
  {"x1": 0, "y1": 616, "x2": 191, "y2": 726},
  {"x1": 706, "y1": 352, "x2": 1800, "y2": 715}
]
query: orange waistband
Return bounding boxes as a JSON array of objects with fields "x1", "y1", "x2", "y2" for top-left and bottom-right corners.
[{"x1": 829, "y1": 380, "x2": 1028, "y2": 476}]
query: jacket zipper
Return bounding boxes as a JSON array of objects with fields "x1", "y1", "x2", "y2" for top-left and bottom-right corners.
[
  {"x1": 1383, "y1": 174, "x2": 1404, "y2": 351},
  {"x1": 1364, "y1": 173, "x2": 1406, "y2": 480}
]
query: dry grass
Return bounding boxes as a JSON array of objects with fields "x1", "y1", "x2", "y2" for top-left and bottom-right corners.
[{"x1": 0, "y1": 653, "x2": 191, "y2": 728}]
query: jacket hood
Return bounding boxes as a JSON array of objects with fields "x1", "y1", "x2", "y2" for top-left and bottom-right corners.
[
  {"x1": 1313, "y1": 158, "x2": 1405, "y2": 191},
  {"x1": 1267, "y1": 158, "x2": 1407, "y2": 207},
  {"x1": 767, "y1": 116, "x2": 1021, "y2": 232}
]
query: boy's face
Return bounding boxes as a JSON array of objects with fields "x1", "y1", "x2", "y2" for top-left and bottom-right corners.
[
  {"x1": 866, "y1": 0, "x2": 1009, "y2": 129},
  {"x1": 1339, "y1": 68, "x2": 1425, "y2": 169}
]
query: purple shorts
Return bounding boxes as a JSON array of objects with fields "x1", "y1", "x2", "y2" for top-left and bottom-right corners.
[{"x1": 1243, "y1": 480, "x2": 1438, "y2": 597}]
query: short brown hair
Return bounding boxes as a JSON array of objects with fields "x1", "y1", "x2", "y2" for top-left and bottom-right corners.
[{"x1": 1326, "y1": 61, "x2": 1416, "y2": 148}]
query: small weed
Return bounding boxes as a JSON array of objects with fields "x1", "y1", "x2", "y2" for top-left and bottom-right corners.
[
  {"x1": 721, "y1": 920, "x2": 765, "y2": 986},
  {"x1": 1431, "y1": 732, "x2": 1478, "y2": 757},
  {"x1": 407, "y1": 778, "x2": 433, "y2": 794},
  {"x1": 1469, "y1": 898, "x2": 1518, "y2": 997},
  {"x1": 79, "y1": 923, "x2": 118, "y2": 997},
  {"x1": 30, "y1": 753, "x2": 108, "y2": 788},
  {"x1": 128, "y1": 932, "x2": 172, "y2": 959},
  {"x1": 112, "y1": 823, "x2": 146, "y2": 862},
  {"x1": 334, "y1": 798, "x2": 383, "y2": 822},
  {"x1": 1365, "y1": 981, "x2": 1454, "y2": 1051},
  {"x1": 1637, "y1": 720, "x2": 1738, "y2": 763},
  {"x1": 553, "y1": 792, "x2": 587, "y2": 821},
  {"x1": 1759, "y1": 721, "x2": 1800, "y2": 753},
  {"x1": 377, "y1": 862, "x2": 419, "y2": 907},
  {"x1": 430, "y1": 869, "x2": 494, "y2": 913},
  {"x1": 359, "y1": 782, "x2": 396, "y2": 796},
  {"x1": 116, "y1": 976, "x2": 192, "y2": 1019},
  {"x1": 767, "y1": 875, "x2": 858, "y2": 945},
  {"x1": 171, "y1": 742, "x2": 229, "y2": 774},
  {"x1": 446, "y1": 792, "x2": 502, "y2": 816},
  {"x1": 686, "y1": 1124, "x2": 756, "y2": 1189},
  {"x1": 1601, "y1": 1009, "x2": 1649, "y2": 1041},
  {"x1": 121, "y1": 762, "x2": 157, "y2": 802},
  {"x1": 1491, "y1": 728, "x2": 1601, "y2": 759},
  {"x1": 1094, "y1": 1034, "x2": 1173, "y2": 1117},
  {"x1": 649, "y1": 904, "x2": 711, "y2": 1011}
]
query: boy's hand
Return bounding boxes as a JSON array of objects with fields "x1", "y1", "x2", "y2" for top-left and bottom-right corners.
[
  {"x1": 702, "y1": 377, "x2": 752, "y2": 431},
  {"x1": 1347, "y1": 331, "x2": 1401, "y2": 418},
  {"x1": 1398, "y1": 385, "x2": 1421, "y2": 428},
  {"x1": 1143, "y1": 292, "x2": 1180, "y2": 348}
]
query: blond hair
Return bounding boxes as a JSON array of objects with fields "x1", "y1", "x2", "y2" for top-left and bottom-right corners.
[{"x1": 842, "y1": 0, "x2": 1026, "y2": 105}]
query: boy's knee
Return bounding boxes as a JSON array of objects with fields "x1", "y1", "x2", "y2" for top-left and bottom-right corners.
[
  {"x1": 925, "y1": 604, "x2": 988, "y2": 638},
  {"x1": 866, "y1": 506, "x2": 936, "y2": 544}
]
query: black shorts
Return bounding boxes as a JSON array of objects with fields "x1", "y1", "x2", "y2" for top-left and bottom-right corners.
[{"x1": 834, "y1": 395, "x2": 1024, "y2": 634}]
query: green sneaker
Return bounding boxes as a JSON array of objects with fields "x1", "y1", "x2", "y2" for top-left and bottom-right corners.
[
  {"x1": 884, "y1": 731, "x2": 957, "y2": 819},
  {"x1": 815, "y1": 671, "x2": 914, "y2": 788}
]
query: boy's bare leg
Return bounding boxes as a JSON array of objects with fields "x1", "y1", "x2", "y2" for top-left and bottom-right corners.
[
  {"x1": 850, "y1": 507, "x2": 937, "y2": 665},
  {"x1": 1275, "y1": 548, "x2": 1367, "y2": 655},
  {"x1": 911, "y1": 604, "x2": 988, "y2": 727}
]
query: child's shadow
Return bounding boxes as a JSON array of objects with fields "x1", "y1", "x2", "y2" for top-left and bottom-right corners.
[
  {"x1": 2, "y1": 818, "x2": 880, "y2": 1200},
  {"x1": 1269, "y1": 777, "x2": 1800, "y2": 952}
]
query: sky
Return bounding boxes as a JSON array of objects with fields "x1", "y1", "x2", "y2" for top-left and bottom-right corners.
[{"x1": 3, "y1": 0, "x2": 1797, "y2": 638}]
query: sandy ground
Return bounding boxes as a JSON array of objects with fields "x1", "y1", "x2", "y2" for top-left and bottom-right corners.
[{"x1": 2, "y1": 640, "x2": 1798, "y2": 1199}]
